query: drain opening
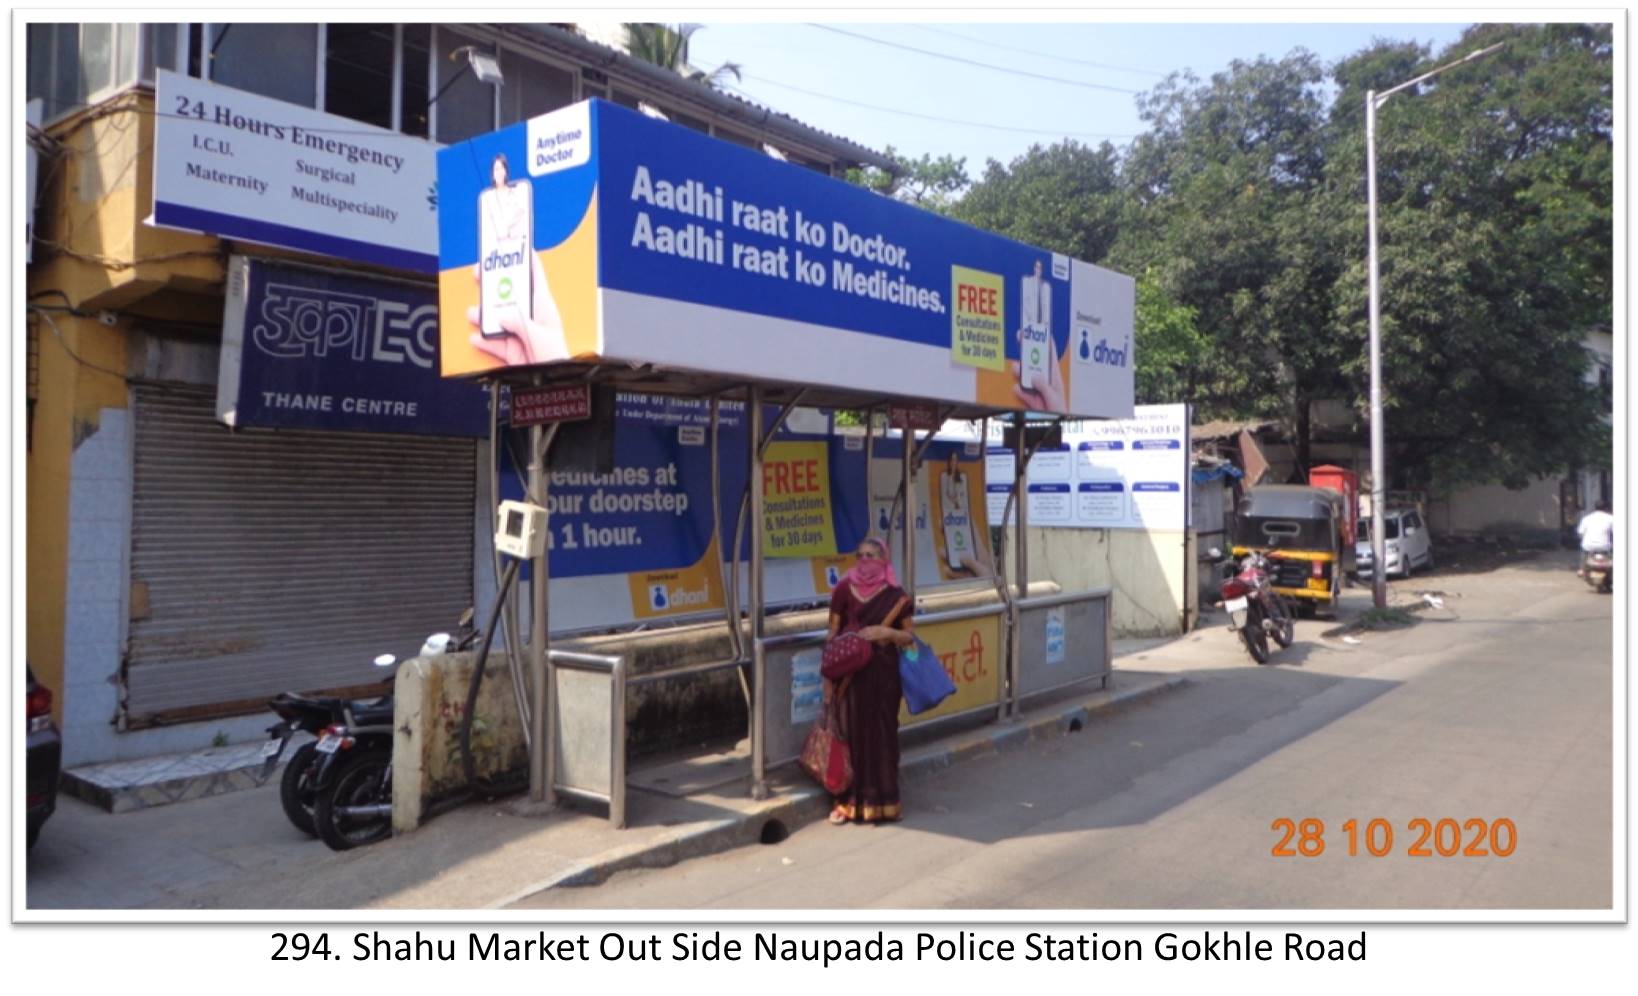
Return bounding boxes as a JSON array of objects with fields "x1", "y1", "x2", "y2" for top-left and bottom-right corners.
[{"x1": 759, "y1": 819, "x2": 789, "y2": 845}]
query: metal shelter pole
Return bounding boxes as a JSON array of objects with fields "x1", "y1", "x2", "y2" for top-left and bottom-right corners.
[
  {"x1": 902, "y1": 427, "x2": 917, "y2": 603},
  {"x1": 1009, "y1": 422, "x2": 1031, "y2": 719},
  {"x1": 527, "y1": 393, "x2": 553, "y2": 805},
  {"x1": 863, "y1": 407, "x2": 876, "y2": 537},
  {"x1": 747, "y1": 387, "x2": 767, "y2": 799}
]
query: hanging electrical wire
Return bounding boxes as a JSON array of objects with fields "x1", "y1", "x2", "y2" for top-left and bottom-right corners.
[
  {"x1": 730, "y1": 77, "x2": 1137, "y2": 142},
  {"x1": 806, "y1": 24, "x2": 1142, "y2": 95}
]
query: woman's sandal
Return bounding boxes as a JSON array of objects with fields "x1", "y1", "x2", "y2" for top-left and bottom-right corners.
[{"x1": 828, "y1": 807, "x2": 849, "y2": 825}]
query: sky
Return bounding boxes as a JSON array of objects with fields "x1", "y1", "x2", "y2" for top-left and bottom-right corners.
[{"x1": 686, "y1": 20, "x2": 1480, "y2": 175}]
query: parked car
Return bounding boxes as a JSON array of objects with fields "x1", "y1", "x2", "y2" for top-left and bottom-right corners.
[
  {"x1": 1355, "y1": 507, "x2": 1435, "y2": 579},
  {"x1": 26, "y1": 668, "x2": 62, "y2": 849}
]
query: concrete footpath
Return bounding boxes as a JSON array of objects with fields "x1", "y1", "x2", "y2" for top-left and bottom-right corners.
[{"x1": 26, "y1": 583, "x2": 1399, "y2": 912}]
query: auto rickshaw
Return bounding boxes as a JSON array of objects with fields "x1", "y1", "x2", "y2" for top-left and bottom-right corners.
[{"x1": 1229, "y1": 485, "x2": 1346, "y2": 615}]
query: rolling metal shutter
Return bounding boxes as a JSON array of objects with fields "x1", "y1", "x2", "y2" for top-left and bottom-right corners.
[{"x1": 126, "y1": 384, "x2": 476, "y2": 723}]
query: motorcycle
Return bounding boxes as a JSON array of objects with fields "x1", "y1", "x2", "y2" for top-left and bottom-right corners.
[
  {"x1": 1581, "y1": 551, "x2": 1614, "y2": 594},
  {"x1": 309, "y1": 611, "x2": 478, "y2": 851},
  {"x1": 1213, "y1": 548, "x2": 1295, "y2": 664},
  {"x1": 260, "y1": 688, "x2": 371, "y2": 838}
]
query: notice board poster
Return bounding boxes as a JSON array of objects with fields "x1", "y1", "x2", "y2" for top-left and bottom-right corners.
[{"x1": 985, "y1": 404, "x2": 1191, "y2": 531}]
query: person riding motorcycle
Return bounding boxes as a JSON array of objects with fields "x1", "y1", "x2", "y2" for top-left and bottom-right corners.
[{"x1": 1576, "y1": 499, "x2": 1614, "y2": 576}]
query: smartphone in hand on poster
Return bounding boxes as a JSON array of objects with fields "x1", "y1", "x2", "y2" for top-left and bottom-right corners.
[
  {"x1": 1019, "y1": 323, "x2": 1053, "y2": 393},
  {"x1": 478, "y1": 153, "x2": 534, "y2": 338}
]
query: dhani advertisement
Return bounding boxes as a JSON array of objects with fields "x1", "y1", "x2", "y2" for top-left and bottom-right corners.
[
  {"x1": 436, "y1": 100, "x2": 1135, "y2": 420},
  {"x1": 494, "y1": 399, "x2": 995, "y2": 632}
]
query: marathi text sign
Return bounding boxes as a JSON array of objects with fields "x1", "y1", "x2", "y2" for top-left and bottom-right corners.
[
  {"x1": 899, "y1": 612, "x2": 1003, "y2": 726},
  {"x1": 511, "y1": 384, "x2": 591, "y2": 426},
  {"x1": 155, "y1": 70, "x2": 439, "y2": 273},
  {"x1": 215, "y1": 255, "x2": 489, "y2": 437}
]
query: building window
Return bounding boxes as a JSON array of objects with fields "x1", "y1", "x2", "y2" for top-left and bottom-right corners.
[
  {"x1": 400, "y1": 24, "x2": 431, "y2": 138},
  {"x1": 499, "y1": 47, "x2": 574, "y2": 126},
  {"x1": 324, "y1": 23, "x2": 395, "y2": 130},
  {"x1": 26, "y1": 23, "x2": 141, "y2": 115},
  {"x1": 431, "y1": 28, "x2": 496, "y2": 143},
  {"x1": 206, "y1": 23, "x2": 319, "y2": 108},
  {"x1": 143, "y1": 24, "x2": 181, "y2": 80}
]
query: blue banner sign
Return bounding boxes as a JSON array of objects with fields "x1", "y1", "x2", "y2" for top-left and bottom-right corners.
[
  {"x1": 437, "y1": 100, "x2": 1134, "y2": 420},
  {"x1": 216, "y1": 256, "x2": 490, "y2": 437}
]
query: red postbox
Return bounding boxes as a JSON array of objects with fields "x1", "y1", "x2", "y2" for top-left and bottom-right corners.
[{"x1": 1308, "y1": 465, "x2": 1358, "y2": 546}]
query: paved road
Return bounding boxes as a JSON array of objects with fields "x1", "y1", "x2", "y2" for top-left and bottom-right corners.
[{"x1": 517, "y1": 554, "x2": 1613, "y2": 910}]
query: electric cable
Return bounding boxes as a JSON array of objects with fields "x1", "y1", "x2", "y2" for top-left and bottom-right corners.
[
  {"x1": 911, "y1": 24, "x2": 1169, "y2": 78},
  {"x1": 27, "y1": 306, "x2": 129, "y2": 381},
  {"x1": 806, "y1": 24, "x2": 1141, "y2": 95},
  {"x1": 730, "y1": 78, "x2": 1137, "y2": 142}
]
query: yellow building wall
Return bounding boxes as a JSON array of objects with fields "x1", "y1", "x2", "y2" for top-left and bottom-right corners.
[{"x1": 26, "y1": 90, "x2": 223, "y2": 723}]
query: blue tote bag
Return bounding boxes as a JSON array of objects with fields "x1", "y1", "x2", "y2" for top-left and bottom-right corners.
[{"x1": 899, "y1": 636, "x2": 957, "y2": 715}]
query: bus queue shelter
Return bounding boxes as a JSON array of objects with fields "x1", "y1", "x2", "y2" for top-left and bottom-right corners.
[{"x1": 436, "y1": 98, "x2": 1136, "y2": 817}]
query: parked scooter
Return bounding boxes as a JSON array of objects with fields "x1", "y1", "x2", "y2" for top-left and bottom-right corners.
[
  {"x1": 1581, "y1": 550, "x2": 1614, "y2": 594},
  {"x1": 1212, "y1": 548, "x2": 1295, "y2": 664}
]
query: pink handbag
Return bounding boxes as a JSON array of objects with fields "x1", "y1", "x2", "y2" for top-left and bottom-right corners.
[{"x1": 799, "y1": 693, "x2": 852, "y2": 795}]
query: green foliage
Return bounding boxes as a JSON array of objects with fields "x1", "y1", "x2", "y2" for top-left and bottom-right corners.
[
  {"x1": 841, "y1": 25, "x2": 1611, "y2": 494},
  {"x1": 845, "y1": 146, "x2": 971, "y2": 211},
  {"x1": 1324, "y1": 24, "x2": 1613, "y2": 490},
  {"x1": 952, "y1": 141, "x2": 1124, "y2": 264},
  {"x1": 1132, "y1": 273, "x2": 1208, "y2": 405},
  {"x1": 624, "y1": 23, "x2": 742, "y2": 89}
]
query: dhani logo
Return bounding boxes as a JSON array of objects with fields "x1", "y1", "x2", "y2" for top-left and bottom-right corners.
[
  {"x1": 666, "y1": 580, "x2": 712, "y2": 609},
  {"x1": 652, "y1": 579, "x2": 711, "y2": 611},
  {"x1": 483, "y1": 247, "x2": 526, "y2": 271}
]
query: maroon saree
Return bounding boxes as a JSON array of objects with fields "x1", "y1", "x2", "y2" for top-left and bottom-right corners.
[{"x1": 828, "y1": 579, "x2": 910, "y2": 822}]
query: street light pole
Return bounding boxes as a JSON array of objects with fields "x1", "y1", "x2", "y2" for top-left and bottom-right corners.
[{"x1": 1364, "y1": 42, "x2": 1504, "y2": 609}]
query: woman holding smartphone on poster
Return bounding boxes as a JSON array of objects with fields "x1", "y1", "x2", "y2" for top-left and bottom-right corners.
[{"x1": 466, "y1": 153, "x2": 571, "y2": 366}]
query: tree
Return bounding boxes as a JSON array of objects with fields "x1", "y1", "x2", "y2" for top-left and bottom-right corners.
[
  {"x1": 953, "y1": 141, "x2": 1123, "y2": 265},
  {"x1": 624, "y1": 23, "x2": 742, "y2": 89},
  {"x1": 1115, "y1": 52, "x2": 1345, "y2": 470},
  {"x1": 1324, "y1": 24, "x2": 1613, "y2": 491},
  {"x1": 1131, "y1": 272, "x2": 1208, "y2": 405},
  {"x1": 845, "y1": 146, "x2": 971, "y2": 212}
]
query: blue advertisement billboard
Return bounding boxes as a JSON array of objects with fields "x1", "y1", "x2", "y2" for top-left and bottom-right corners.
[{"x1": 437, "y1": 100, "x2": 1134, "y2": 420}]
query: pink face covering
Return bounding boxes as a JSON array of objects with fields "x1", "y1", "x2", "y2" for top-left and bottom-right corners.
[{"x1": 844, "y1": 542, "x2": 899, "y2": 600}]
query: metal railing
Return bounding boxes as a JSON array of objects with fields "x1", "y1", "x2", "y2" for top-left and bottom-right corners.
[
  {"x1": 1008, "y1": 588, "x2": 1113, "y2": 708},
  {"x1": 534, "y1": 648, "x2": 628, "y2": 828}
]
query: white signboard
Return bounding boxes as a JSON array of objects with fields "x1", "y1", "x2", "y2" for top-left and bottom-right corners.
[
  {"x1": 153, "y1": 70, "x2": 438, "y2": 273},
  {"x1": 986, "y1": 404, "x2": 1191, "y2": 531},
  {"x1": 791, "y1": 648, "x2": 823, "y2": 725}
]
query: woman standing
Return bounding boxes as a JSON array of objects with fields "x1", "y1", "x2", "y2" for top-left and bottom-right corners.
[{"x1": 824, "y1": 537, "x2": 915, "y2": 824}]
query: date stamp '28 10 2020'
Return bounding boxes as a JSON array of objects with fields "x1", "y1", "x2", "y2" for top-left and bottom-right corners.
[{"x1": 1270, "y1": 818, "x2": 1517, "y2": 858}]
